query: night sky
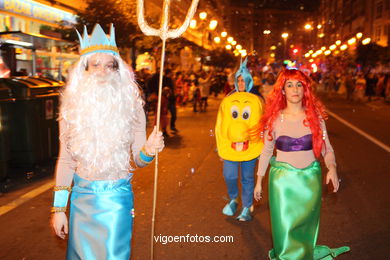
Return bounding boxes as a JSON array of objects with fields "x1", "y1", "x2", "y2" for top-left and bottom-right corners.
[{"x1": 231, "y1": 0, "x2": 321, "y2": 12}]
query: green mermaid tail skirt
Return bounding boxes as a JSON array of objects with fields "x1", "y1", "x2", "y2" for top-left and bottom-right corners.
[{"x1": 268, "y1": 157, "x2": 349, "y2": 260}]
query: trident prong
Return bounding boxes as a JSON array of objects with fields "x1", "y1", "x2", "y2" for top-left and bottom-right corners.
[
  {"x1": 136, "y1": 1, "x2": 199, "y2": 259},
  {"x1": 137, "y1": 0, "x2": 199, "y2": 40}
]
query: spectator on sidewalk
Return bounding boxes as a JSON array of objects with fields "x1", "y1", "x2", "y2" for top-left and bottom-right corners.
[
  {"x1": 376, "y1": 73, "x2": 386, "y2": 99},
  {"x1": 175, "y1": 72, "x2": 184, "y2": 106},
  {"x1": 345, "y1": 73, "x2": 355, "y2": 101},
  {"x1": 261, "y1": 72, "x2": 275, "y2": 100},
  {"x1": 199, "y1": 70, "x2": 213, "y2": 112},
  {"x1": 354, "y1": 73, "x2": 366, "y2": 102},
  {"x1": 365, "y1": 72, "x2": 378, "y2": 102},
  {"x1": 164, "y1": 69, "x2": 179, "y2": 133}
]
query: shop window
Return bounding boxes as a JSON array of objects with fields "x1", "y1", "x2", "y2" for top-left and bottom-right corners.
[
  {"x1": 29, "y1": 21, "x2": 41, "y2": 34},
  {"x1": 375, "y1": 25, "x2": 382, "y2": 41},
  {"x1": 0, "y1": 15, "x2": 6, "y2": 31}
]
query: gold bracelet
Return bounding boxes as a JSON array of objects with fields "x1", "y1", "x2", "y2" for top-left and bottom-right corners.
[
  {"x1": 53, "y1": 186, "x2": 72, "y2": 192},
  {"x1": 141, "y1": 146, "x2": 155, "y2": 157},
  {"x1": 51, "y1": 207, "x2": 67, "y2": 213}
]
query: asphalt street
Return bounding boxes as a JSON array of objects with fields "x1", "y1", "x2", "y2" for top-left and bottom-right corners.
[{"x1": 0, "y1": 93, "x2": 389, "y2": 260}]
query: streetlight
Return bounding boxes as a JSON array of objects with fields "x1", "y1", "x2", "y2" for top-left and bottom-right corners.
[
  {"x1": 263, "y1": 30, "x2": 271, "y2": 34},
  {"x1": 231, "y1": 40, "x2": 237, "y2": 46},
  {"x1": 317, "y1": 24, "x2": 322, "y2": 29},
  {"x1": 347, "y1": 37, "x2": 356, "y2": 45},
  {"x1": 214, "y1": 36, "x2": 221, "y2": 44},
  {"x1": 225, "y1": 44, "x2": 232, "y2": 50},
  {"x1": 281, "y1": 32, "x2": 289, "y2": 59},
  {"x1": 209, "y1": 19, "x2": 218, "y2": 30},
  {"x1": 324, "y1": 50, "x2": 331, "y2": 55},
  {"x1": 356, "y1": 32, "x2": 363, "y2": 39},
  {"x1": 362, "y1": 38, "x2": 371, "y2": 45},
  {"x1": 221, "y1": 31, "x2": 227, "y2": 37},
  {"x1": 236, "y1": 44, "x2": 242, "y2": 50},
  {"x1": 304, "y1": 24, "x2": 312, "y2": 30},
  {"x1": 199, "y1": 12, "x2": 207, "y2": 20},
  {"x1": 281, "y1": 32, "x2": 289, "y2": 39},
  {"x1": 340, "y1": 44, "x2": 348, "y2": 51},
  {"x1": 329, "y1": 44, "x2": 336, "y2": 50},
  {"x1": 190, "y1": 19, "x2": 197, "y2": 29},
  {"x1": 335, "y1": 40, "x2": 341, "y2": 45}
]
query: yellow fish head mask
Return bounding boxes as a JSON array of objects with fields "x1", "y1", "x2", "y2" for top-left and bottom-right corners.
[{"x1": 215, "y1": 92, "x2": 264, "y2": 161}]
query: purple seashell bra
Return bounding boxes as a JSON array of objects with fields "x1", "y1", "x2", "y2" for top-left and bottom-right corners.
[{"x1": 276, "y1": 134, "x2": 313, "y2": 152}]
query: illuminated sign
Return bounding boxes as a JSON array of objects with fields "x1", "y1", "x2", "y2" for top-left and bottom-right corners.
[{"x1": 0, "y1": 0, "x2": 77, "y2": 25}]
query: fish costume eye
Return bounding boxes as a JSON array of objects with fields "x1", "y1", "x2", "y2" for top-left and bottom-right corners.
[
  {"x1": 242, "y1": 106, "x2": 251, "y2": 120},
  {"x1": 231, "y1": 106, "x2": 239, "y2": 119}
]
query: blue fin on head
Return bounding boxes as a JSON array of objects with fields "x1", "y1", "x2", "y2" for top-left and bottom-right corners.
[
  {"x1": 242, "y1": 57, "x2": 248, "y2": 67},
  {"x1": 234, "y1": 57, "x2": 253, "y2": 92}
]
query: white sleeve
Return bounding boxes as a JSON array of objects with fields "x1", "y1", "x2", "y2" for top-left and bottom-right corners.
[
  {"x1": 54, "y1": 120, "x2": 75, "y2": 186},
  {"x1": 132, "y1": 107, "x2": 149, "y2": 168}
]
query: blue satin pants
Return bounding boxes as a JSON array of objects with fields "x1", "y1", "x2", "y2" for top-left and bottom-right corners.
[{"x1": 67, "y1": 174, "x2": 134, "y2": 260}]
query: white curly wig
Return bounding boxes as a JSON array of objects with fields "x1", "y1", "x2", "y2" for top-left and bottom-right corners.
[{"x1": 60, "y1": 53, "x2": 144, "y2": 180}]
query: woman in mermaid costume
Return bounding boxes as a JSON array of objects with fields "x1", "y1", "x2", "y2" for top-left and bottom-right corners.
[
  {"x1": 253, "y1": 69, "x2": 350, "y2": 259},
  {"x1": 50, "y1": 24, "x2": 164, "y2": 259}
]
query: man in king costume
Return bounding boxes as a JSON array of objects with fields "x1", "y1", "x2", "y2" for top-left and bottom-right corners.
[{"x1": 51, "y1": 24, "x2": 164, "y2": 259}]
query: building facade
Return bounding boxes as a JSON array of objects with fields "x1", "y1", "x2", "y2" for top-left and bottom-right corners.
[{"x1": 318, "y1": 0, "x2": 389, "y2": 47}]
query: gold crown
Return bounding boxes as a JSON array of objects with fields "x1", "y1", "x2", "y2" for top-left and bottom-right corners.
[{"x1": 80, "y1": 44, "x2": 119, "y2": 56}]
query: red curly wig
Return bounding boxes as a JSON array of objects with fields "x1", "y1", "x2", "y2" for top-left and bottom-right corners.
[{"x1": 251, "y1": 69, "x2": 327, "y2": 158}]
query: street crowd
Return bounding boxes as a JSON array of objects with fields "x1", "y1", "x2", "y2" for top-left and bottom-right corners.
[
  {"x1": 135, "y1": 62, "x2": 390, "y2": 138},
  {"x1": 311, "y1": 69, "x2": 390, "y2": 103}
]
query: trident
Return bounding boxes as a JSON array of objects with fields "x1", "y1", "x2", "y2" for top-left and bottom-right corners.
[{"x1": 137, "y1": 0, "x2": 199, "y2": 258}]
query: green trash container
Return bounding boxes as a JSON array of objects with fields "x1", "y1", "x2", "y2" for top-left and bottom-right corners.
[
  {"x1": 0, "y1": 83, "x2": 14, "y2": 180},
  {"x1": 1, "y1": 76, "x2": 64, "y2": 168}
]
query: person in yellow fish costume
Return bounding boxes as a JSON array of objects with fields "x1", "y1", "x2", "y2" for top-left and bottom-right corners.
[{"x1": 215, "y1": 58, "x2": 264, "y2": 221}]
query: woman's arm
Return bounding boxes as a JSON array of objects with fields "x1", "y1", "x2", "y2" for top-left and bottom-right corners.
[
  {"x1": 254, "y1": 130, "x2": 275, "y2": 201},
  {"x1": 320, "y1": 120, "x2": 339, "y2": 192},
  {"x1": 256, "y1": 130, "x2": 276, "y2": 177}
]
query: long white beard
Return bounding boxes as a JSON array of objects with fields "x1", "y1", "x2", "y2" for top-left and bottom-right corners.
[{"x1": 61, "y1": 69, "x2": 141, "y2": 180}]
